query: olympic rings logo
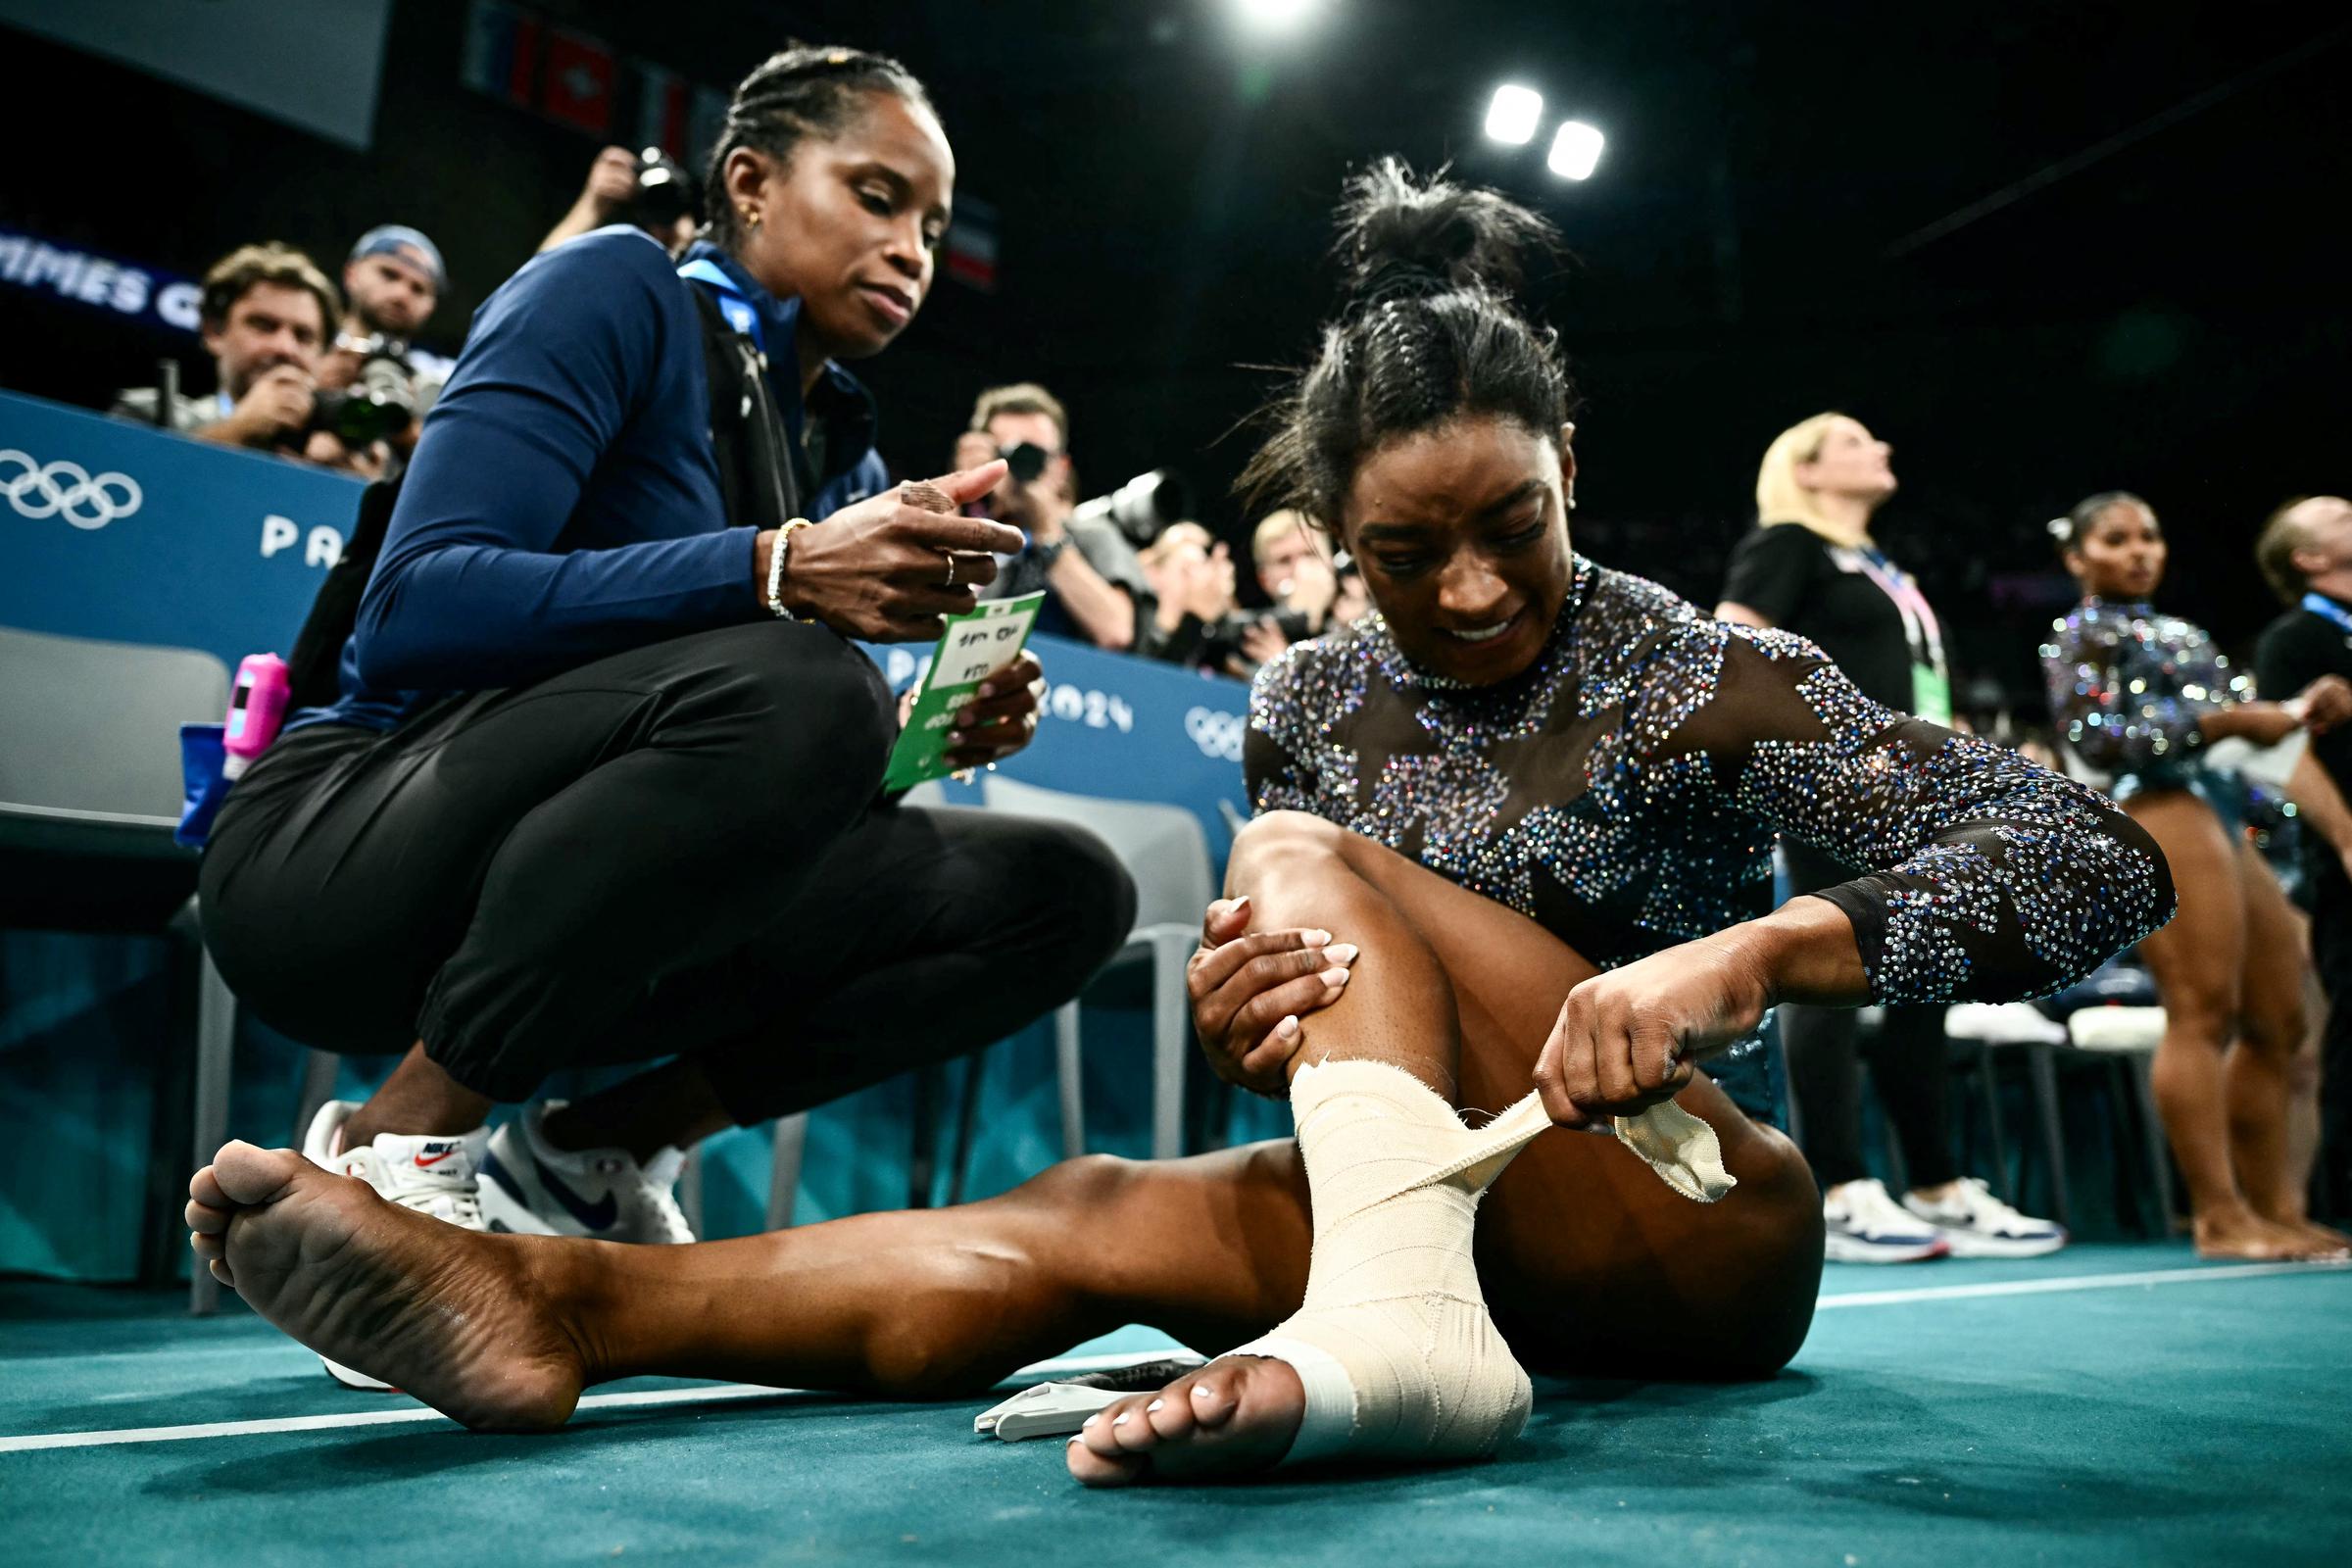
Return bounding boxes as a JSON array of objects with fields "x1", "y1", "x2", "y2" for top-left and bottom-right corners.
[
  {"x1": 1185, "y1": 706, "x2": 1248, "y2": 761},
  {"x1": 0, "y1": 449, "x2": 144, "y2": 529}
]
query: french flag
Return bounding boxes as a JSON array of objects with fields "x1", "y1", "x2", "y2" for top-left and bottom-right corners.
[{"x1": 459, "y1": 0, "x2": 537, "y2": 108}]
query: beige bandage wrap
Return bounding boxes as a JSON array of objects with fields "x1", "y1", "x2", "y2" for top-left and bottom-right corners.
[{"x1": 1232, "y1": 1059, "x2": 1736, "y2": 1468}]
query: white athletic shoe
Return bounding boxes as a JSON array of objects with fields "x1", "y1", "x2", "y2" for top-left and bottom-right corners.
[
  {"x1": 477, "y1": 1101, "x2": 694, "y2": 1245},
  {"x1": 1822, "y1": 1177, "x2": 1950, "y2": 1263},
  {"x1": 299, "y1": 1100, "x2": 492, "y2": 1391},
  {"x1": 1902, "y1": 1177, "x2": 2067, "y2": 1258}
]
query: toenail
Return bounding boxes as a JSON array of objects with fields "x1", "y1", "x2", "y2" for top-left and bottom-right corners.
[
  {"x1": 1113, "y1": 1413, "x2": 1130, "y2": 1427},
  {"x1": 1066, "y1": 1436, "x2": 1083, "y2": 1446},
  {"x1": 1147, "y1": 1399, "x2": 1164, "y2": 1413},
  {"x1": 1192, "y1": 1385, "x2": 1212, "y2": 1398},
  {"x1": 1082, "y1": 1414, "x2": 1098, "y2": 1427}
]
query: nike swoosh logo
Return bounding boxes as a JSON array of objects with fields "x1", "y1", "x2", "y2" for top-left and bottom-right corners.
[
  {"x1": 531, "y1": 1151, "x2": 619, "y2": 1232},
  {"x1": 414, "y1": 1149, "x2": 458, "y2": 1168}
]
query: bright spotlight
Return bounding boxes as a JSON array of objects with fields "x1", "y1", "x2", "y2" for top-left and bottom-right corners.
[
  {"x1": 1548, "y1": 120, "x2": 1603, "y2": 179},
  {"x1": 1484, "y1": 84, "x2": 1543, "y2": 145},
  {"x1": 1233, "y1": 0, "x2": 1319, "y2": 31}
]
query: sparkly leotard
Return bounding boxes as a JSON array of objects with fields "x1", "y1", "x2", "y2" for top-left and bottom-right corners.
[
  {"x1": 2042, "y1": 597, "x2": 2253, "y2": 808},
  {"x1": 1249, "y1": 558, "x2": 2177, "y2": 1123}
]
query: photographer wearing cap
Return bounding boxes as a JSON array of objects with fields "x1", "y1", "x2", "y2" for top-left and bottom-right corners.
[
  {"x1": 541, "y1": 146, "x2": 704, "y2": 257},
  {"x1": 111, "y1": 241, "x2": 382, "y2": 477},
  {"x1": 966, "y1": 382, "x2": 1152, "y2": 651},
  {"x1": 315, "y1": 225, "x2": 449, "y2": 465}
]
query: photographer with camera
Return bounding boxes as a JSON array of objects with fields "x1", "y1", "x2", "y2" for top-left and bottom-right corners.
[
  {"x1": 314, "y1": 225, "x2": 449, "y2": 468},
  {"x1": 965, "y1": 382, "x2": 1155, "y2": 651},
  {"x1": 542, "y1": 146, "x2": 703, "y2": 257},
  {"x1": 111, "y1": 241, "x2": 383, "y2": 477}
]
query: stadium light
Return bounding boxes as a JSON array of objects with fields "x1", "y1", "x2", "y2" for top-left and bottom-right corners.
[
  {"x1": 1232, "y1": 0, "x2": 1320, "y2": 32},
  {"x1": 1548, "y1": 120, "x2": 1603, "y2": 180},
  {"x1": 1484, "y1": 85, "x2": 1543, "y2": 145}
]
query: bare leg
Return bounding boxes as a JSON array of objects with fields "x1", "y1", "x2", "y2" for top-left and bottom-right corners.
[
  {"x1": 338, "y1": 1044, "x2": 731, "y2": 1163},
  {"x1": 189, "y1": 815, "x2": 1815, "y2": 1442},
  {"x1": 2127, "y1": 793, "x2": 2331, "y2": 1259},
  {"x1": 2231, "y1": 843, "x2": 2352, "y2": 1250},
  {"x1": 339, "y1": 1043, "x2": 495, "y2": 1148}
]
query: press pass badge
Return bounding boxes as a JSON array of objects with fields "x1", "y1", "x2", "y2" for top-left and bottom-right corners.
[{"x1": 882, "y1": 591, "x2": 1047, "y2": 792}]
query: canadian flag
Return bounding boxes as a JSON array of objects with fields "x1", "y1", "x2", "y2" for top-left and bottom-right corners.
[{"x1": 540, "y1": 28, "x2": 615, "y2": 135}]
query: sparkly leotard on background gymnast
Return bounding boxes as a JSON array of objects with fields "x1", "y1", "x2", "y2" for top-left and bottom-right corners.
[
  {"x1": 2042, "y1": 596, "x2": 2256, "y2": 823},
  {"x1": 1250, "y1": 557, "x2": 2178, "y2": 1121}
]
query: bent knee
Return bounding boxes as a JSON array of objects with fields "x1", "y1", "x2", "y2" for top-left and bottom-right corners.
[
  {"x1": 701, "y1": 624, "x2": 897, "y2": 783},
  {"x1": 1228, "y1": 808, "x2": 1352, "y2": 890}
]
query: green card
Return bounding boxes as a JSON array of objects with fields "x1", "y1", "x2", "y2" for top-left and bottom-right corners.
[{"x1": 883, "y1": 592, "x2": 1048, "y2": 791}]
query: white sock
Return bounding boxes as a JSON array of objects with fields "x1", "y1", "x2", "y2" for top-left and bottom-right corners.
[{"x1": 1230, "y1": 1059, "x2": 1740, "y2": 1468}]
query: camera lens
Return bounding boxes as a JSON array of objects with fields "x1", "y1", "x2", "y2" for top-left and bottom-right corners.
[{"x1": 1003, "y1": 441, "x2": 1050, "y2": 483}]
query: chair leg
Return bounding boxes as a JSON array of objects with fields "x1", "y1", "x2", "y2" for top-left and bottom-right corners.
[
  {"x1": 2129, "y1": 1053, "x2": 2177, "y2": 1236},
  {"x1": 189, "y1": 945, "x2": 235, "y2": 1317},
  {"x1": 1054, "y1": 1002, "x2": 1085, "y2": 1161},
  {"x1": 1150, "y1": 930, "x2": 1192, "y2": 1161},
  {"x1": 2027, "y1": 1045, "x2": 2073, "y2": 1232},
  {"x1": 947, "y1": 1051, "x2": 985, "y2": 1207},
  {"x1": 766, "y1": 1113, "x2": 808, "y2": 1231},
  {"x1": 1978, "y1": 1043, "x2": 2012, "y2": 1202},
  {"x1": 677, "y1": 1145, "x2": 705, "y2": 1241},
  {"x1": 292, "y1": 1050, "x2": 340, "y2": 1148}
]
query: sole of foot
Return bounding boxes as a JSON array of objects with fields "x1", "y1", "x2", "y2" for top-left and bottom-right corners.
[
  {"x1": 186, "y1": 1140, "x2": 586, "y2": 1432},
  {"x1": 2192, "y1": 1210, "x2": 2351, "y2": 1262},
  {"x1": 1065, "y1": 1353, "x2": 1307, "y2": 1487}
]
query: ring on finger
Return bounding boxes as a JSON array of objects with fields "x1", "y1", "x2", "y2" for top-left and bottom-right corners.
[{"x1": 942, "y1": 551, "x2": 959, "y2": 589}]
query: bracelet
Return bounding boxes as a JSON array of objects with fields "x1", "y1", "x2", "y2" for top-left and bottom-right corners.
[{"x1": 765, "y1": 518, "x2": 812, "y2": 619}]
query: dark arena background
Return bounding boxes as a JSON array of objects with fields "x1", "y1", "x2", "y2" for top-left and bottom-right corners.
[{"x1": 3, "y1": 4, "x2": 2349, "y2": 1565}]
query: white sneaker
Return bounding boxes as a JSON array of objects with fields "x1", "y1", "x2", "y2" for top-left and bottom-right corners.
[
  {"x1": 1902, "y1": 1177, "x2": 2068, "y2": 1258},
  {"x1": 1823, "y1": 1177, "x2": 1950, "y2": 1263},
  {"x1": 478, "y1": 1101, "x2": 694, "y2": 1245},
  {"x1": 300, "y1": 1100, "x2": 493, "y2": 1391}
]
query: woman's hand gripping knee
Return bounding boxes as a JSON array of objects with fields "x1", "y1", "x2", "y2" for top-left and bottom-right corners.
[{"x1": 1188, "y1": 896, "x2": 1357, "y2": 1098}]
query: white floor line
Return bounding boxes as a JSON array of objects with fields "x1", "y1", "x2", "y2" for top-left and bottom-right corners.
[
  {"x1": 0, "y1": 1348, "x2": 1168, "y2": 1455},
  {"x1": 1816, "y1": 1258, "x2": 2348, "y2": 1309},
  {"x1": 5, "y1": 1266, "x2": 2344, "y2": 1455}
]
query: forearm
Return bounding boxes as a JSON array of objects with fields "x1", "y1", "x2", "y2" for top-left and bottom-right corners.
[
  {"x1": 191, "y1": 417, "x2": 261, "y2": 450},
  {"x1": 1707, "y1": 895, "x2": 1869, "y2": 1009},
  {"x1": 2197, "y1": 703, "x2": 2299, "y2": 747},
  {"x1": 2288, "y1": 748, "x2": 2352, "y2": 856},
  {"x1": 538, "y1": 203, "x2": 604, "y2": 256},
  {"x1": 1047, "y1": 549, "x2": 1137, "y2": 650}
]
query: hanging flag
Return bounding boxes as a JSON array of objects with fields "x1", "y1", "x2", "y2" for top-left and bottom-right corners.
[
  {"x1": 944, "y1": 196, "x2": 998, "y2": 293},
  {"x1": 632, "y1": 60, "x2": 689, "y2": 160},
  {"x1": 459, "y1": 0, "x2": 537, "y2": 108},
  {"x1": 540, "y1": 27, "x2": 616, "y2": 135},
  {"x1": 687, "y1": 84, "x2": 730, "y2": 166}
]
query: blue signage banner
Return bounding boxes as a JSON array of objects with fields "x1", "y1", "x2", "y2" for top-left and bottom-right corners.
[{"x1": 0, "y1": 390, "x2": 1250, "y2": 855}]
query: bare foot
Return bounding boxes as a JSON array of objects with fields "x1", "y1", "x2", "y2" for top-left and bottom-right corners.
[
  {"x1": 2193, "y1": 1206, "x2": 2348, "y2": 1262},
  {"x1": 187, "y1": 1141, "x2": 584, "y2": 1431},
  {"x1": 1064, "y1": 1354, "x2": 1305, "y2": 1487}
]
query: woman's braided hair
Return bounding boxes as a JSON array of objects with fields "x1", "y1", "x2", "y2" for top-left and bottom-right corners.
[
  {"x1": 1238, "y1": 159, "x2": 1575, "y2": 525},
  {"x1": 2048, "y1": 490, "x2": 2152, "y2": 554},
  {"x1": 704, "y1": 44, "x2": 937, "y2": 247}
]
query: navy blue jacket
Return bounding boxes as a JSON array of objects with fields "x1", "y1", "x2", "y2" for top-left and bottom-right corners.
[{"x1": 311, "y1": 227, "x2": 889, "y2": 731}]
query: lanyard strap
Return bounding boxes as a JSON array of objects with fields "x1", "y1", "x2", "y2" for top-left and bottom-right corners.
[
  {"x1": 678, "y1": 259, "x2": 764, "y2": 354},
  {"x1": 2303, "y1": 591, "x2": 2352, "y2": 637},
  {"x1": 1838, "y1": 545, "x2": 1946, "y2": 677}
]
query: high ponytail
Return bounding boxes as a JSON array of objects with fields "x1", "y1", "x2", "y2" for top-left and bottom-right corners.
[{"x1": 1239, "y1": 159, "x2": 1573, "y2": 525}]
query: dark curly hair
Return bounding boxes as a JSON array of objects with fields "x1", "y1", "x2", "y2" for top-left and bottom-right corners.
[
  {"x1": 705, "y1": 44, "x2": 938, "y2": 247},
  {"x1": 1237, "y1": 159, "x2": 1575, "y2": 526}
]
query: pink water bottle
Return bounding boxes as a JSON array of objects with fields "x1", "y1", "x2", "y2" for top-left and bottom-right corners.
[{"x1": 221, "y1": 653, "x2": 291, "y2": 779}]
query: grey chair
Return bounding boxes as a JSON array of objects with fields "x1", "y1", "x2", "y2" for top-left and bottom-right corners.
[
  {"x1": 0, "y1": 626, "x2": 232, "y2": 1312},
  {"x1": 983, "y1": 774, "x2": 1214, "y2": 1162}
]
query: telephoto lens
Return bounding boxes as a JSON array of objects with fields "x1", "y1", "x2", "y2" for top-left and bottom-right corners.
[{"x1": 1001, "y1": 441, "x2": 1051, "y2": 483}]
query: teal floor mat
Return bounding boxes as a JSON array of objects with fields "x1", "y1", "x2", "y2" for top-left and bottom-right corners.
[{"x1": 4, "y1": 1244, "x2": 2347, "y2": 1566}]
